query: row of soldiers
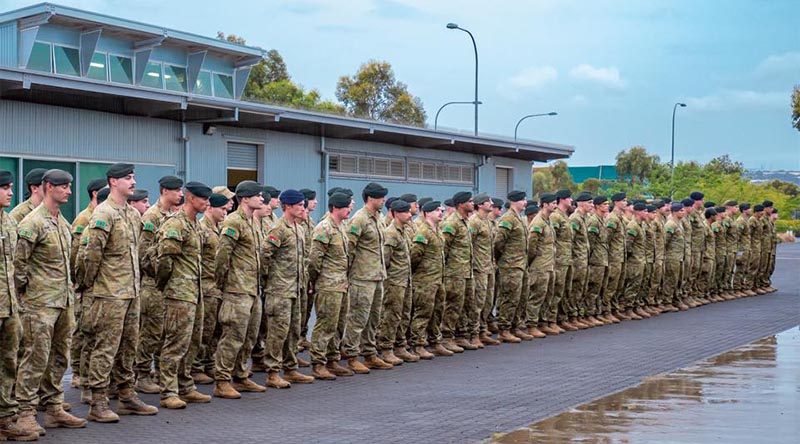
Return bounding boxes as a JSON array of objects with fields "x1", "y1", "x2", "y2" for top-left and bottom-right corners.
[{"x1": 0, "y1": 164, "x2": 780, "y2": 440}]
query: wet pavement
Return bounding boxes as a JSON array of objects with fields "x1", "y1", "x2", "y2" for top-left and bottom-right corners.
[{"x1": 491, "y1": 328, "x2": 800, "y2": 444}]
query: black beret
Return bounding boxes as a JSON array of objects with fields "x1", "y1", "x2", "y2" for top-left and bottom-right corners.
[
  {"x1": 24, "y1": 168, "x2": 47, "y2": 185},
  {"x1": 575, "y1": 192, "x2": 592, "y2": 202},
  {"x1": 106, "y1": 163, "x2": 134, "y2": 179},
  {"x1": 555, "y1": 189, "x2": 572, "y2": 200},
  {"x1": 0, "y1": 170, "x2": 13, "y2": 187},
  {"x1": 399, "y1": 193, "x2": 418, "y2": 203},
  {"x1": 185, "y1": 181, "x2": 212, "y2": 198},
  {"x1": 681, "y1": 198, "x2": 694, "y2": 207},
  {"x1": 526, "y1": 199, "x2": 536, "y2": 207},
  {"x1": 341, "y1": 188, "x2": 354, "y2": 198},
  {"x1": 714, "y1": 206, "x2": 726, "y2": 213},
  {"x1": 97, "y1": 187, "x2": 110, "y2": 204},
  {"x1": 491, "y1": 198, "x2": 504, "y2": 208},
  {"x1": 299, "y1": 188, "x2": 317, "y2": 200},
  {"x1": 762, "y1": 200, "x2": 773, "y2": 208},
  {"x1": 739, "y1": 203, "x2": 750, "y2": 211},
  {"x1": 592, "y1": 195, "x2": 608, "y2": 205},
  {"x1": 724, "y1": 199, "x2": 738, "y2": 207},
  {"x1": 525, "y1": 204, "x2": 539, "y2": 216},
  {"x1": 158, "y1": 175, "x2": 183, "y2": 190},
  {"x1": 473, "y1": 193, "x2": 490, "y2": 205},
  {"x1": 363, "y1": 182, "x2": 388, "y2": 200},
  {"x1": 128, "y1": 189, "x2": 148, "y2": 202},
  {"x1": 773, "y1": 208, "x2": 779, "y2": 213},
  {"x1": 327, "y1": 187, "x2": 343, "y2": 197},
  {"x1": 422, "y1": 201, "x2": 441, "y2": 213},
  {"x1": 704, "y1": 201, "x2": 715, "y2": 208},
  {"x1": 753, "y1": 204, "x2": 764, "y2": 212},
  {"x1": 390, "y1": 199, "x2": 411, "y2": 213},
  {"x1": 540, "y1": 193, "x2": 556, "y2": 204},
  {"x1": 611, "y1": 192, "x2": 626, "y2": 202},
  {"x1": 646, "y1": 205, "x2": 656, "y2": 213},
  {"x1": 690, "y1": 191, "x2": 704, "y2": 201},
  {"x1": 507, "y1": 190, "x2": 526, "y2": 202},
  {"x1": 418, "y1": 197, "x2": 432, "y2": 208},
  {"x1": 278, "y1": 189, "x2": 304, "y2": 205},
  {"x1": 385, "y1": 197, "x2": 397, "y2": 210},
  {"x1": 670, "y1": 203, "x2": 683, "y2": 212},
  {"x1": 504, "y1": 201, "x2": 511, "y2": 209},
  {"x1": 704, "y1": 208, "x2": 717, "y2": 218},
  {"x1": 42, "y1": 169, "x2": 73, "y2": 186},
  {"x1": 633, "y1": 202, "x2": 647, "y2": 211},
  {"x1": 329, "y1": 192, "x2": 351, "y2": 208},
  {"x1": 662, "y1": 197, "x2": 672, "y2": 204},
  {"x1": 444, "y1": 198, "x2": 454, "y2": 207},
  {"x1": 652, "y1": 199, "x2": 665, "y2": 208},
  {"x1": 452, "y1": 191, "x2": 472, "y2": 205},
  {"x1": 235, "y1": 180, "x2": 262, "y2": 198},
  {"x1": 87, "y1": 179, "x2": 108, "y2": 194},
  {"x1": 263, "y1": 186, "x2": 281, "y2": 199},
  {"x1": 209, "y1": 193, "x2": 228, "y2": 208}
]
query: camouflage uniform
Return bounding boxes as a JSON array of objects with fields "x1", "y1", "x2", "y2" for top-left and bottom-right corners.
[
  {"x1": 622, "y1": 217, "x2": 645, "y2": 309},
  {"x1": 251, "y1": 215, "x2": 274, "y2": 368},
  {"x1": 81, "y1": 197, "x2": 142, "y2": 395},
  {"x1": 649, "y1": 214, "x2": 666, "y2": 306},
  {"x1": 213, "y1": 207, "x2": 262, "y2": 382},
  {"x1": 679, "y1": 215, "x2": 692, "y2": 300},
  {"x1": 395, "y1": 222, "x2": 417, "y2": 348},
  {"x1": 8, "y1": 198, "x2": 36, "y2": 225},
  {"x1": 698, "y1": 218, "x2": 716, "y2": 296},
  {"x1": 547, "y1": 208, "x2": 572, "y2": 323},
  {"x1": 69, "y1": 204, "x2": 94, "y2": 380},
  {"x1": 585, "y1": 212, "x2": 607, "y2": 317},
  {"x1": 262, "y1": 217, "x2": 305, "y2": 373},
  {"x1": 733, "y1": 214, "x2": 751, "y2": 292},
  {"x1": 712, "y1": 218, "x2": 726, "y2": 295},
  {"x1": 0, "y1": 210, "x2": 20, "y2": 420},
  {"x1": 748, "y1": 215, "x2": 763, "y2": 291},
  {"x1": 568, "y1": 210, "x2": 589, "y2": 317},
  {"x1": 308, "y1": 217, "x2": 349, "y2": 365},
  {"x1": 526, "y1": 212, "x2": 555, "y2": 327},
  {"x1": 377, "y1": 220, "x2": 411, "y2": 351},
  {"x1": 603, "y1": 211, "x2": 626, "y2": 314},
  {"x1": 299, "y1": 215, "x2": 315, "y2": 341},
  {"x1": 663, "y1": 216, "x2": 685, "y2": 305},
  {"x1": 757, "y1": 215, "x2": 771, "y2": 288},
  {"x1": 765, "y1": 217, "x2": 778, "y2": 285},
  {"x1": 192, "y1": 215, "x2": 222, "y2": 375},
  {"x1": 468, "y1": 212, "x2": 493, "y2": 338},
  {"x1": 156, "y1": 208, "x2": 203, "y2": 399},
  {"x1": 639, "y1": 220, "x2": 655, "y2": 306},
  {"x1": 689, "y1": 210, "x2": 705, "y2": 294},
  {"x1": 409, "y1": 220, "x2": 444, "y2": 346},
  {"x1": 723, "y1": 214, "x2": 737, "y2": 293},
  {"x1": 480, "y1": 218, "x2": 498, "y2": 333},
  {"x1": 342, "y1": 207, "x2": 385, "y2": 358},
  {"x1": 441, "y1": 212, "x2": 474, "y2": 340},
  {"x1": 493, "y1": 209, "x2": 528, "y2": 332}
]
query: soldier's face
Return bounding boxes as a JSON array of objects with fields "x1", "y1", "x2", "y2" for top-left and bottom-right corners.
[
  {"x1": 307, "y1": 198, "x2": 318, "y2": 211},
  {"x1": 269, "y1": 197, "x2": 280, "y2": 209},
  {"x1": 285, "y1": 202, "x2": 305, "y2": 219},
  {"x1": 47, "y1": 183, "x2": 72, "y2": 205},
  {"x1": 427, "y1": 208, "x2": 443, "y2": 223},
  {"x1": 409, "y1": 202, "x2": 419, "y2": 215},
  {"x1": 245, "y1": 194, "x2": 264, "y2": 211},
  {"x1": 395, "y1": 211, "x2": 412, "y2": 224},
  {"x1": 131, "y1": 198, "x2": 149, "y2": 215},
  {"x1": 112, "y1": 174, "x2": 136, "y2": 197},
  {"x1": 163, "y1": 188, "x2": 183, "y2": 207},
  {"x1": 188, "y1": 194, "x2": 209, "y2": 213},
  {"x1": 463, "y1": 200, "x2": 475, "y2": 212},
  {"x1": 0, "y1": 183, "x2": 12, "y2": 207},
  {"x1": 492, "y1": 207, "x2": 502, "y2": 218},
  {"x1": 596, "y1": 202, "x2": 609, "y2": 215}
]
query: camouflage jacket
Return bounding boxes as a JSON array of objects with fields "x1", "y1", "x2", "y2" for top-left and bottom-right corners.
[
  {"x1": 140, "y1": 201, "x2": 171, "y2": 279},
  {"x1": 263, "y1": 217, "x2": 305, "y2": 298},
  {"x1": 569, "y1": 210, "x2": 589, "y2": 263},
  {"x1": 199, "y1": 215, "x2": 222, "y2": 298},
  {"x1": 441, "y1": 211, "x2": 473, "y2": 278},
  {"x1": 759, "y1": 215, "x2": 771, "y2": 252},
  {"x1": 300, "y1": 215, "x2": 315, "y2": 287},
  {"x1": 734, "y1": 215, "x2": 751, "y2": 255},
  {"x1": 586, "y1": 212, "x2": 608, "y2": 267},
  {"x1": 70, "y1": 204, "x2": 94, "y2": 283},
  {"x1": 215, "y1": 207, "x2": 260, "y2": 297},
  {"x1": 347, "y1": 207, "x2": 386, "y2": 281},
  {"x1": 711, "y1": 220, "x2": 726, "y2": 262},
  {"x1": 664, "y1": 216, "x2": 685, "y2": 262},
  {"x1": 643, "y1": 220, "x2": 655, "y2": 264},
  {"x1": 550, "y1": 208, "x2": 573, "y2": 266},
  {"x1": 383, "y1": 220, "x2": 412, "y2": 288},
  {"x1": 690, "y1": 210, "x2": 705, "y2": 253},
  {"x1": 468, "y1": 212, "x2": 493, "y2": 272},
  {"x1": 410, "y1": 219, "x2": 445, "y2": 285},
  {"x1": 9, "y1": 198, "x2": 36, "y2": 224},
  {"x1": 681, "y1": 215, "x2": 692, "y2": 260},
  {"x1": 605, "y1": 211, "x2": 626, "y2": 265},
  {"x1": 723, "y1": 215, "x2": 737, "y2": 256},
  {"x1": 0, "y1": 211, "x2": 18, "y2": 317},
  {"x1": 82, "y1": 197, "x2": 142, "y2": 300},
  {"x1": 702, "y1": 220, "x2": 716, "y2": 262},
  {"x1": 156, "y1": 208, "x2": 202, "y2": 303},
  {"x1": 749, "y1": 216, "x2": 763, "y2": 254},
  {"x1": 494, "y1": 209, "x2": 528, "y2": 270},
  {"x1": 308, "y1": 217, "x2": 349, "y2": 292},
  {"x1": 528, "y1": 212, "x2": 555, "y2": 271},
  {"x1": 652, "y1": 215, "x2": 666, "y2": 263},
  {"x1": 624, "y1": 217, "x2": 645, "y2": 265}
]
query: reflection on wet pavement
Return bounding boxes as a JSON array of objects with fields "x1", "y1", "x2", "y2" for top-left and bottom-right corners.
[{"x1": 490, "y1": 328, "x2": 800, "y2": 444}]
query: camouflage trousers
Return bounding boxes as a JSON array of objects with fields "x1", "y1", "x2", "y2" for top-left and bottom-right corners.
[
  {"x1": 192, "y1": 294, "x2": 222, "y2": 375},
  {"x1": 409, "y1": 280, "x2": 441, "y2": 347},
  {"x1": 495, "y1": 268, "x2": 524, "y2": 331},
  {"x1": 159, "y1": 299, "x2": 203, "y2": 398},
  {"x1": 638, "y1": 262, "x2": 653, "y2": 306},
  {"x1": 341, "y1": 280, "x2": 383, "y2": 358},
  {"x1": 0, "y1": 314, "x2": 20, "y2": 418},
  {"x1": 526, "y1": 269, "x2": 554, "y2": 327},
  {"x1": 427, "y1": 284, "x2": 446, "y2": 345},
  {"x1": 77, "y1": 294, "x2": 93, "y2": 387},
  {"x1": 690, "y1": 250, "x2": 702, "y2": 294},
  {"x1": 309, "y1": 290, "x2": 348, "y2": 365},
  {"x1": 648, "y1": 260, "x2": 664, "y2": 305},
  {"x1": 663, "y1": 260, "x2": 683, "y2": 305},
  {"x1": 724, "y1": 253, "x2": 736, "y2": 291},
  {"x1": 757, "y1": 246, "x2": 771, "y2": 287},
  {"x1": 569, "y1": 260, "x2": 589, "y2": 317},
  {"x1": 214, "y1": 293, "x2": 261, "y2": 381},
  {"x1": 550, "y1": 265, "x2": 572, "y2": 323},
  {"x1": 698, "y1": 259, "x2": 716, "y2": 296},
  {"x1": 377, "y1": 283, "x2": 409, "y2": 351},
  {"x1": 300, "y1": 282, "x2": 313, "y2": 340},
  {"x1": 83, "y1": 296, "x2": 139, "y2": 394},
  {"x1": 679, "y1": 255, "x2": 691, "y2": 298},
  {"x1": 585, "y1": 265, "x2": 607, "y2": 316},
  {"x1": 733, "y1": 252, "x2": 750, "y2": 291},
  {"x1": 252, "y1": 294, "x2": 267, "y2": 366},
  {"x1": 69, "y1": 293, "x2": 83, "y2": 373},
  {"x1": 134, "y1": 280, "x2": 164, "y2": 379},
  {"x1": 264, "y1": 293, "x2": 300, "y2": 373},
  {"x1": 479, "y1": 269, "x2": 496, "y2": 333},
  {"x1": 442, "y1": 276, "x2": 473, "y2": 340},
  {"x1": 512, "y1": 272, "x2": 529, "y2": 330},
  {"x1": 622, "y1": 262, "x2": 645, "y2": 309},
  {"x1": 713, "y1": 257, "x2": 726, "y2": 294},
  {"x1": 466, "y1": 271, "x2": 491, "y2": 337},
  {"x1": 395, "y1": 281, "x2": 413, "y2": 347},
  {"x1": 602, "y1": 261, "x2": 624, "y2": 313},
  {"x1": 749, "y1": 247, "x2": 762, "y2": 290}
]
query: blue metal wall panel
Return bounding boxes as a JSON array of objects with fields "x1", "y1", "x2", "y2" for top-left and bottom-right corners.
[
  {"x1": 37, "y1": 24, "x2": 80, "y2": 47},
  {"x1": 185, "y1": 122, "x2": 228, "y2": 186},
  {"x1": 151, "y1": 45, "x2": 186, "y2": 66},
  {"x1": 95, "y1": 34, "x2": 133, "y2": 56},
  {"x1": 324, "y1": 138, "x2": 478, "y2": 164},
  {"x1": 0, "y1": 21, "x2": 17, "y2": 67},
  {"x1": 201, "y1": 56, "x2": 234, "y2": 74},
  {"x1": 494, "y1": 157, "x2": 532, "y2": 197}
]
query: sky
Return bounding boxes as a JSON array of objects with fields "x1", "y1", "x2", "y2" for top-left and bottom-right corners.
[{"x1": 3, "y1": 0, "x2": 799, "y2": 170}]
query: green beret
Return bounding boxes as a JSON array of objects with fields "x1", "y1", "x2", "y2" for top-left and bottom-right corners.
[
  {"x1": 97, "y1": 188, "x2": 110, "y2": 204},
  {"x1": 592, "y1": 195, "x2": 608, "y2": 205},
  {"x1": 185, "y1": 181, "x2": 212, "y2": 198},
  {"x1": 739, "y1": 203, "x2": 750, "y2": 211},
  {"x1": 575, "y1": 192, "x2": 592, "y2": 202},
  {"x1": 263, "y1": 186, "x2": 281, "y2": 199},
  {"x1": 704, "y1": 208, "x2": 717, "y2": 218},
  {"x1": 235, "y1": 180, "x2": 262, "y2": 198},
  {"x1": 670, "y1": 203, "x2": 683, "y2": 212},
  {"x1": 690, "y1": 191, "x2": 704, "y2": 201},
  {"x1": 385, "y1": 197, "x2": 397, "y2": 210},
  {"x1": 762, "y1": 200, "x2": 773, "y2": 208},
  {"x1": 714, "y1": 206, "x2": 726, "y2": 213},
  {"x1": 681, "y1": 198, "x2": 694, "y2": 207},
  {"x1": 662, "y1": 197, "x2": 672, "y2": 204},
  {"x1": 540, "y1": 193, "x2": 556, "y2": 204},
  {"x1": 555, "y1": 189, "x2": 572, "y2": 200},
  {"x1": 422, "y1": 201, "x2": 441, "y2": 213},
  {"x1": 704, "y1": 201, "x2": 715, "y2": 208},
  {"x1": 24, "y1": 168, "x2": 47, "y2": 186},
  {"x1": 646, "y1": 205, "x2": 656, "y2": 213},
  {"x1": 341, "y1": 188, "x2": 354, "y2": 198},
  {"x1": 507, "y1": 190, "x2": 526, "y2": 202},
  {"x1": 417, "y1": 197, "x2": 432, "y2": 208},
  {"x1": 652, "y1": 199, "x2": 665, "y2": 208},
  {"x1": 299, "y1": 188, "x2": 317, "y2": 200},
  {"x1": 611, "y1": 192, "x2": 626, "y2": 202},
  {"x1": 390, "y1": 199, "x2": 411, "y2": 213},
  {"x1": 491, "y1": 198, "x2": 504, "y2": 208},
  {"x1": 158, "y1": 175, "x2": 183, "y2": 190},
  {"x1": 444, "y1": 198, "x2": 454, "y2": 207},
  {"x1": 106, "y1": 163, "x2": 134, "y2": 179},
  {"x1": 753, "y1": 204, "x2": 764, "y2": 212},
  {"x1": 209, "y1": 193, "x2": 228, "y2": 208},
  {"x1": 329, "y1": 192, "x2": 351, "y2": 208},
  {"x1": 128, "y1": 189, "x2": 148, "y2": 202},
  {"x1": 525, "y1": 204, "x2": 539, "y2": 216},
  {"x1": 452, "y1": 191, "x2": 472, "y2": 205},
  {"x1": 0, "y1": 170, "x2": 13, "y2": 187},
  {"x1": 363, "y1": 182, "x2": 388, "y2": 199},
  {"x1": 42, "y1": 169, "x2": 73, "y2": 186},
  {"x1": 473, "y1": 193, "x2": 490, "y2": 205},
  {"x1": 87, "y1": 178, "x2": 108, "y2": 195},
  {"x1": 633, "y1": 202, "x2": 646, "y2": 211},
  {"x1": 327, "y1": 187, "x2": 343, "y2": 197},
  {"x1": 723, "y1": 199, "x2": 737, "y2": 207}
]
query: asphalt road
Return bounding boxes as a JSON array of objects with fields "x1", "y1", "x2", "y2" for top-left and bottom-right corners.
[{"x1": 46, "y1": 243, "x2": 800, "y2": 444}]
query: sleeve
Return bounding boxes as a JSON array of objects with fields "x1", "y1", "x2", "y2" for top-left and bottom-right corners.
[
  {"x1": 345, "y1": 218, "x2": 361, "y2": 265},
  {"x1": 13, "y1": 222, "x2": 38, "y2": 294},
  {"x1": 82, "y1": 214, "x2": 112, "y2": 289},
  {"x1": 410, "y1": 234, "x2": 425, "y2": 271},
  {"x1": 214, "y1": 221, "x2": 237, "y2": 291},
  {"x1": 156, "y1": 221, "x2": 184, "y2": 291},
  {"x1": 307, "y1": 226, "x2": 329, "y2": 285},
  {"x1": 139, "y1": 216, "x2": 158, "y2": 278},
  {"x1": 527, "y1": 228, "x2": 541, "y2": 266},
  {"x1": 261, "y1": 227, "x2": 281, "y2": 273},
  {"x1": 383, "y1": 230, "x2": 396, "y2": 272},
  {"x1": 493, "y1": 220, "x2": 510, "y2": 261}
]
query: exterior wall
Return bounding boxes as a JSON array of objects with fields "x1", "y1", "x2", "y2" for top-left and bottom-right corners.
[
  {"x1": 0, "y1": 21, "x2": 16, "y2": 67},
  {"x1": 494, "y1": 156, "x2": 533, "y2": 197},
  {"x1": 569, "y1": 165, "x2": 619, "y2": 183}
]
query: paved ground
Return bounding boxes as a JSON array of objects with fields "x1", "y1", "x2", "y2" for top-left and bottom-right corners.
[{"x1": 48, "y1": 243, "x2": 799, "y2": 444}]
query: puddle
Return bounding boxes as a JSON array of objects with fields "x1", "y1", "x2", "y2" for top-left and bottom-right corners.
[{"x1": 490, "y1": 328, "x2": 800, "y2": 443}]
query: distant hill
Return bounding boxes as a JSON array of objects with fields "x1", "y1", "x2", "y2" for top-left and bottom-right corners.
[{"x1": 744, "y1": 170, "x2": 800, "y2": 185}]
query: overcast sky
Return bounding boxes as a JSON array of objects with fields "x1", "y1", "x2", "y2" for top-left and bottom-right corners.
[{"x1": 5, "y1": 0, "x2": 799, "y2": 169}]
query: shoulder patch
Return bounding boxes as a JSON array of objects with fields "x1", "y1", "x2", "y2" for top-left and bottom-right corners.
[
  {"x1": 314, "y1": 233, "x2": 330, "y2": 244},
  {"x1": 532, "y1": 225, "x2": 543, "y2": 234},
  {"x1": 268, "y1": 234, "x2": 281, "y2": 247},
  {"x1": 627, "y1": 228, "x2": 638, "y2": 236},
  {"x1": 588, "y1": 226, "x2": 599, "y2": 234},
  {"x1": 92, "y1": 219, "x2": 108, "y2": 230},
  {"x1": 551, "y1": 222, "x2": 560, "y2": 229},
  {"x1": 223, "y1": 227, "x2": 238, "y2": 239},
  {"x1": 571, "y1": 221, "x2": 579, "y2": 231},
  {"x1": 442, "y1": 224, "x2": 456, "y2": 235},
  {"x1": 142, "y1": 221, "x2": 155, "y2": 232},
  {"x1": 165, "y1": 229, "x2": 181, "y2": 240},
  {"x1": 498, "y1": 220, "x2": 512, "y2": 230},
  {"x1": 17, "y1": 227, "x2": 34, "y2": 240},
  {"x1": 74, "y1": 225, "x2": 85, "y2": 235},
  {"x1": 81, "y1": 235, "x2": 89, "y2": 245},
  {"x1": 606, "y1": 221, "x2": 616, "y2": 228},
  {"x1": 666, "y1": 227, "x2": 675, "y2": 234},
  {"x1": 712, "y1": 226, "x2": 720, "y2": 233},
  {"x1": 349, "y1": 224, "x2": 361, "y2": 236},
  {"x1": 413, "y1": 233, "x2": 428, "y2": 244}
]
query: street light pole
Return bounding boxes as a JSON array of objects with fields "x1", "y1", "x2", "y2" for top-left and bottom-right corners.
[
  {"x1": 447, "y1": 23, "x2": 479, "y2": 136},
  {"x1": 434, "y1": 100, "x2": 482, "y2": 130},
  {"x1": 514, "y1": 112, "x2": 558, "y2": 151},
  {"x1": 670, "y1": 102, "x2": 687, "y2": 186}
]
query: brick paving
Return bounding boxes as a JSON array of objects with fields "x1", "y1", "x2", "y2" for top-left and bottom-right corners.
[{"x1": 45, "y1": 243, "x2": 800, "y2": 443}]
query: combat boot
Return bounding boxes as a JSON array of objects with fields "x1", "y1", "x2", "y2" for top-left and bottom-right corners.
[
  {"x1": 527, "y1": 326, "x2": 546, "y2": 338},
  {"x1": 606, "y1": 313, "x2": 621, "y2": 323},
  {"x1": 43, "y1": 404, "x2": 86, "y2": 429},
  {"x1": 623, "y1": 309, "x2": 642, "y2": 320},
  {"x1": 346, "y1": 358, "x2": 370, "y2": 374},
  {"x1": 455, "y1": 337, "x2": 479, "y2": 350},
  {"x1": 0, "y1": 414, "x2": 38, "y2": 441},
  {"x1": 250, "y1": 361, "x2": 268, "y2": 373},
  {"x1": 586, "y1": 316, "x2": 604, "y2": 326},
  {"x1": 559, "y1": 321, "x2": 578, "y2": 331},
  {"x1": 442, "y1": 339, "x2": 464, "y2": 353},
  {"x1": 469, "y1": 337, "x2": 485, "y2": 349},
  {"x1": 571, "y1": 317, "x2": 589, "y2": 329},
  {"x1": 755, "y1": 288, "x2": 767, "y2": 295},
  {"x1": 553, "y1": 323, "x2": 567, "y2": 333},
  {"x1": 479, "y1": 332, "x2": 501, "y2": 345},
  {"x1": 634, "y1": 307, "x2": 651, "y2": 318},
  {"x1": 87, "y1": 393, "x2": 119, "y2": 423},
  {"x1": 10, "y1": 411, "x2": 41, "y2": 439},
  {"x1": 233, "y1": 377, "x2": 268, "y2": 392},
  {"x1": 513, "y1": 329, "x2": 534, "y2": 341},
  {"x1": 312, "y1": 364, "x2": 336, "y2": 381},
  {"x1": 498, "y1": 330, "x2": 521, "y2": 343},
  {"x1": 80, "y1": 387, "x2": 91, "y2": 405},
  {"x1": 414, "y1": 346, "x2": 435, "y2": 360},
  {"x1": 296, "y1": 356, "x2": 311, "y2": 368},
  {"x1": 394, "y1": 347, "x2": 420, "y2": 362},
  {"x1": 266, "y1": 372, "x2": 292, "y2": 389},
  {"x1": 159, "y1": 396, "x2": 187, "y2": 410},
  {"x1": 613, "y1": 310, "x2": 630, "y2": 320},
  {"x1": 430, "y1": 343, "x2": 454, "y2": 356},
  {"x1": 380, "y1": 349, "x2": 404, "y2": 366},
  {"x1": 327, "y1": 360, "x2": 355, "y2": 376},
  {"x1": 677, "y1": 302, "x2": 690, "y2": 311},
  {"x1": 70, "y1": 376, "x2": 81, "y2": 389},
  {"x1": 117, "y1": 388, "x2": 159, "y2": 415},
  {"x1": 298, "y1": 338, "x2": 312, "y2": 350},
  {"x1": 191, "y1": 372, "x2": 214, "y2": 385},
  {"x1": 284, "y1": 370, "x2": 315, "y2": 384},
  {"x1": 179, "y1": 390, "x2": 212, "y2": 404},
  {"x1": 539, "y1": 323, "x2": 558, "y2": 335},
  {"x1": 134, "y1": 375, "x2": 160, "y2": 394},
  {"x1": 488, "y1": 321, "x2": 499, "y2": 334},
  {"x1": 662, "y1": 304, "x2": 679, "y2": 312},
  {"x1": 364, "y1": 355, "x2": 393, "y2": 370},
  {"x1": 212, "y1": 381, "x2": 241, "y2": 399}
]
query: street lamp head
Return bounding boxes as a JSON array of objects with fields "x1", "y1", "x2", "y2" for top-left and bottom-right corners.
[
  {"x1": 446, "y1": 22, "x2": 459, "y2": 29},
  {"x1": 678, "y1": 103, "x2": 687, "y2": 107},
  {"x1": 548, "y1": 112, "x2": 558, "y2": 116}
]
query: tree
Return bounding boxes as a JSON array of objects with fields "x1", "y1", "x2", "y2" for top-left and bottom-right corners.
[
  {"x1": 532, "y1": 170, "x2": 554, "y2": 196},
  {"x1": 704, "y1": 154, "x2": 744, "y2": 175},
  {"x1": 792, "y1": 85, "x2": 800, "y2": 131},
  {"x1": 549, "y1": 160, "x2": 576, "y2": 191},
  {"x1": 766, "y1": 180, "x2": 800, "y2": 198},
  {"x1": 336, "y1": 60, "x2": 427, "y2": 126},
  {"x1": 615, "y1": 146, "x2": 659, "y2": 185},
  {"x1": 580, "y1": 178, "x2": 601, "y2": 194}
]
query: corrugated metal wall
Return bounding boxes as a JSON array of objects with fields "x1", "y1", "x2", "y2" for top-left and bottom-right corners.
[
  {"x1": 494, "y1": 157, "x2": 533, "y2": 197},
  {"x1": 0, "y1": 21, "x2": 16, "y2": 68}
]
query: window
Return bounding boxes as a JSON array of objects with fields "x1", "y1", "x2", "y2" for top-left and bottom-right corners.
[
  {"x1": 53, "y1": 45, "x2": 80, "y2": 76},
  {"x1": 141, "y1": 61, "x2": 163, "y2": 89},
  {"x1": 164, "y1": 65, "x2": 188, "y2": 92},
  {"x1": 109, "y1": 55, "x2": 133, "y2": 84},
  {"x1": 329, "y1": 154, "x2": 407, "y2": 179},
  {"x1": 87, "y1": 52, "x2": 107, "y2": 81},
  {"x1": 27, "y1": 42, "x2": 52, "y2": 72},
  {"x1": 213, "y1": 73, "x2": 234, "y2": 99},
  {"x1": 195, "y1": 70, "x2": 212, "y2": 95}
]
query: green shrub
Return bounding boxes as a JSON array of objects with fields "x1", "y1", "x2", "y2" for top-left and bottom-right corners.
[{"x1": 775, "y1": 219, "x2": 800, "y2": 233}]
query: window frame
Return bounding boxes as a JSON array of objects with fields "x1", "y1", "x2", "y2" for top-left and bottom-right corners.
[
  {"x1": 86, "y1": 51, "x2": 109, "y2": 82},
  {"x1": 211, "y1": 71, "x2": 235, "y2": 99},
  {"x1": 329, "y1": 151, "x2": 474, "y2": 185},
  {"x1": 27, "y1": 40, "x2": 53, "y2": 73},
  {"x1": 107, "y1": 52, "x2": 134, "y2": 85},
  {"x1": 52, "y1": 43, "x2": 81, "y2": 77},
  {"x1": 163, "y1": 63, "x2": 188, "y2": 93},
  {"x1": 140, "y1": 60, "x2": 165, "y2": 90},
  {"x1": 194, "y1": 69, "x2": 214, "y2": 96}
]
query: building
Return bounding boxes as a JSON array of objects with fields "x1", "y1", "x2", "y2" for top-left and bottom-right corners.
[
  {"x1": 568, "y1": 165, "x2": 619, "y2": 184},
  {"x1": 0, "y1": 3, "x2": 573, "y2": 221}
]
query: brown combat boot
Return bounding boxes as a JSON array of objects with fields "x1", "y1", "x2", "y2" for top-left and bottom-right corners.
[
  {"x1": 662, "y1": 304, "x2": 679, "y2": 312},
  {"x1": 395, "y1": 347, "x2": 420, "y2": 362},
  {"x1": 430, "y1": 343, "x2": 454, "y2": 356},
  {"x1": 296, "y1": 356, "x2": 311, "y2": 368},
  {"x1": 607, "y1": 313, "x2": 622, "y2": 323},
  {"x1": 559, "y1": 321, "x2": 578, "y2": 331},
  {"x1": 442, "y1": 339, "x2": 464, "y2": 353},
  {"x1": 624, "y1": 309, "x2": 642, "y2": 320},
  {"x1": 363, "y1": 355, "x2": 393, "y2": 370},
  {"x1": 455, "y1": 337, "x2": 479, "y2": 350},
  {"x1": 87, "y1": 393, "x2": 120, "y2": 423},
  {"x1": 613, "y1": 310, "x2": 630, "y2": 320},
  {"x1": 414, "y1": 346, "x2": 435, "y2": 359},
  {"x1": 498, "y1": 330, "x2": 522, "y2": 343},
  {"x1": 469, "y1": 337, "x2": 485, "y2": 349},
  {"x1": 180, "y1": 390, "x2": 212, "y2": 404},
  {"x1": 250, "y1": 361, "x2": 268, "y2": 373},
  {"x1": 488, "y1": 321, "x2": 499, "y2": 334},
  {"x1": 553, "y1": 323, "x2": 567, "y2": 333},
  {"x1": 284, "y1": 370, "x2": 315, "y2": 384},
  {"x1": 266, "y1": 372, "x2": 292, "y2": 389},
  {"x1": 513, "y1": 329, "x2": 534, "y2": 341},
  {"x1": 117, "y1": 388, "x2": 159, "y2": 415},
  {"x1": 0, "y1": 414, "x2": 38, "y2": 441},
  {"x1": 572, "y1": 317, "x2": 589, "y2": 329},
  {"x1": 212, "y1": 381, "x2": 241, "y2": 399},
  {"x1": 635, "y1": 307, "x2": 651, "y2": 318},
  {"x1": 159, "y1": 396, "x2": 187, "y2": 410},
  {"x1": 346, "y1": 357, "x2": 371, "y2": 374},
  {"x1": 234, "y1": 377, "x2": 268, "y2": 392},
  {"x1": 43, "y1": 404, "x2": 86, "y2": 429},
  {"x1": 539, "y1": 323, "x2": 558, "y2": 335},
  {"x1": 526, "y1": 326, "x2": 546, "y2": 338},
  {"x1": 10, "y1": 411, "x2": 41, "y2": 438},
  {"x1": 677, "y1": 302, "x2": 690, "y2": 311},
  {"x1": 191, "y1": 372, "x2": 214, "y2": 385},
  {"x1": 479, "y1": 332, "x2": 501, "y2": 345},
  {"x1": 326, "y1": 360, "x2": 354, "y2": 376},
  {"x1": 312, "y1": 364, "x2": 336, "y2": 380},
  {"x1": 134, "y1": 375, "x2": 160, "y2": 394},
  {"x1": 298, "y1": 338, "x2": 312, "y2": 350},
  {"x1": 380, "y1": 349, "x2": 404, "y2": 366}
]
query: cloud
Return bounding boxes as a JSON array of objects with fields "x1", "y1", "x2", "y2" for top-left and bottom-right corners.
[
  {"x1": 754, "y1": 52, "x2": 800, "y2": 77},
  {"x1": 685, "y1": 89, "x2": 787, "y2": 111},
  {"x1": 506, "y1": 66, "x2": 559, "y2": 90},
  {"x1": 569, "y1": 64, "x2": 625, "y2": 90},
  {"x1": 570, "y1": 94, "x2": 588, "y2": 106}
]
